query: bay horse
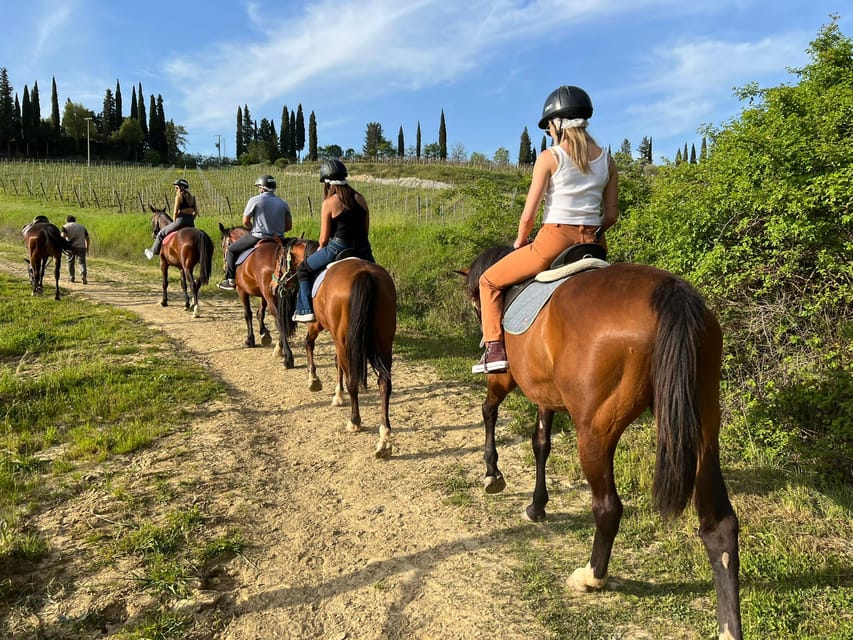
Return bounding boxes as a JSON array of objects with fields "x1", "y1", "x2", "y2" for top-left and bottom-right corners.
[
  {"x1": 22, "y1": 217, "x2": 73, "y2": 300},
  {"x1": 283, "y1": 243, "x2": 397, "y2": 459},
  {"x1": 149, "y1": 206, "x2": 213, "y2": 317},
  {"x1": 218, "y1": 223, "x2": 298, "y2": 368},
  {"x1": 459, "y1": 246, "x2": 742, "y2": 640}
]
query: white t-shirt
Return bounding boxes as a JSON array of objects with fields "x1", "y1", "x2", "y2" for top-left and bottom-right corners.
[{"x1": 542, "y1": 145, "x2": 610, "y2": 226}]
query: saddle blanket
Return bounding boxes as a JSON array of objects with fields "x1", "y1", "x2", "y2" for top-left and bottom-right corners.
[
  {"x1": 503, "y1": 259, "x2": 610, "y2": 336},
  {"x1": 311, "y1": 257, "x2": 362, "y2": 297}
]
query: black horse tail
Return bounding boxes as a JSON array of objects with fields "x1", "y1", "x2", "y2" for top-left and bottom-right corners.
[
  {"x1": 274, "y1": 281, "x2": 297, "y2": 339},
  {"x1": 44, "y1": 223, "x2": 73, "y2": 254},
  {"x1": 347, "y1": 270, "x2": 388, "y2": 391},
  {"x1": 197, "y1": 231, "x2": 214, "y2": 285},
  {"x1": 651, "y1": 276, "x2": 708, "y2": 518}
]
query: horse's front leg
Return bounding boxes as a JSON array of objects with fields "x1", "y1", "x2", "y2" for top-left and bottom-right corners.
[
  {"x1": 240, "y1": 292, "x2": 256, "y2": 347},
  {"x1": 524, "y1": 406, "x2": 554, "y2": 522},
  {"x1": 305, "y1": 322, "x2": 322, "y2": 391},
  {"x1": 160, "y1": 260, "x2": 169, "y2": 307},
  {"x1": 482, "y1": 374, "x2": 516, "y2": 494}
]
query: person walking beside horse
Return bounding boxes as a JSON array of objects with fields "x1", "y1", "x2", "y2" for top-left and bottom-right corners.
[
  {"x1": 473, "y1": 85, "x2": 619, "y2": 374},
  {"x1": 218, "y1": 174, "x2": 292, "y2": 291},
  {"x1": 144, "y1": 178, "x2": 198, "y2": 260},
  {"x1": 61, "y1": 215, "x2": 90, "y2": 284},
  {"x1": 293, "y1": 159, "x2": 375, "y2": 322}
]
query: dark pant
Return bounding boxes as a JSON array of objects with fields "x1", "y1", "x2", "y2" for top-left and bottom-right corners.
[
  {"x1": 68, "y1": 248, "x2": 87, "y2": 280},
  {"x1": 295, "y1": 239, "x2": 374, "y2": 314},
  {"x1": 225, "y1": 234, "x2": 262, "y2": 279},
  {"x1": 151, "y1": 215, "x2": 194, "y2": 254}
]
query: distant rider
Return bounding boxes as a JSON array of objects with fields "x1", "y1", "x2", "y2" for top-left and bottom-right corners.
[{"x1": 144, "y1": 178, "x2": 198, "y2": 259}]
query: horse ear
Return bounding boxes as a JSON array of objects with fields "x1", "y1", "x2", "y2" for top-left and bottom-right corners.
[
  {"x1": 24, "y1": 258, "x2": 30, "y2": 264},
  {"x1": 219, "y1": 222, "x2": 226, "y2": 232},
  {"x1": 300, "y1": 231, "x2": 305, "y2": 239},
  {"x1": 452, "y1": 269, "x2": 469, "y2": 278}
]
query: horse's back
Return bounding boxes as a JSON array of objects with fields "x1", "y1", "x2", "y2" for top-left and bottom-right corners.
[{"x1": 316, "y1": 259, "x2": 397, "y2": 335}]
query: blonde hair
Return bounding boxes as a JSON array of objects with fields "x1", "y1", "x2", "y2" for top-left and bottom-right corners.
[{"x1": 557, "y1": 126, "x2": 596, "y2": 174}]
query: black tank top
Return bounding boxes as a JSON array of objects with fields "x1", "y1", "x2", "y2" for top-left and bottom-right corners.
[{"x1": 330, "y1": 203, "x2": 368, "y2": 245}]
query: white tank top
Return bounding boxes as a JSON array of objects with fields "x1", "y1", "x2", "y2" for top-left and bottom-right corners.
[{"x1": 542, "y1": 145, "x2": 610, "y2": 226}]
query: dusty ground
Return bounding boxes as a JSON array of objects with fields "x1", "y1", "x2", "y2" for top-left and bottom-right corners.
[{"x1": 1, "y1": 255, "x2": 562, "y2": 640}]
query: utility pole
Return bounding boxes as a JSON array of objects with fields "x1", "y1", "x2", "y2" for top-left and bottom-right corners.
[
  {"x1": 84, "y1": 117, "x2": 92, "y2": 167},
  {"x1": 215, "y1": 134, "x2": 222, "y2": 164}
]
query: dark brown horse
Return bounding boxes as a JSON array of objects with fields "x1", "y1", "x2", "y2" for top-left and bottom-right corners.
[
  {"x1": 285, "y1": 243, "x2": 397, "y2": 458},
  {"x1": 149, "y1": 206, "x2": 213, "y2": 317},
  {"x1": 218, "y1": 223, "x2": 298, "y2": 368},
  {"x1": 22, "y1": 217, "x2": 73, "y2": 300},
  {"x1": 459, "y1": 246, "x2": 742, "y2": 639}
]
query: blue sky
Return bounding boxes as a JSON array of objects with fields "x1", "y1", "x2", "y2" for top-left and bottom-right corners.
[{"x1": 2, "y1": 1, "x2": 847, "y2": 163}]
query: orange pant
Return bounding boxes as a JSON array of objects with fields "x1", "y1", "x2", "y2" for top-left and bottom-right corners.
[{"x1": 479, "y1": 223, "x2": 604, "y2": 342}]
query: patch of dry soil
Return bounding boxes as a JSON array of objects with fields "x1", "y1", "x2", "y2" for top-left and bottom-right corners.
[{"x1": 1, "y1": 256, "x2": 556, "y2": 640}]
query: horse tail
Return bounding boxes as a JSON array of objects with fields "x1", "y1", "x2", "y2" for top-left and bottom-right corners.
[
  {"x1": 347, "y1": 270, "x2": 388, "y2": 390},
  {"x1": 275, "y1": 280, "x2": 297, "y2": 339},
  {"x1": 650, "y1": 276, "x2": 708, "y2": 518},
  {"x1": 197, "y1": 231, "x2": 213, "y2": 285}
]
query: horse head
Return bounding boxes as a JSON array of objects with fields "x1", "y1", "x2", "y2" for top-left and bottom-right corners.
[{"x1": 149, "y1": 205, "x2": 172, "y2": 237}]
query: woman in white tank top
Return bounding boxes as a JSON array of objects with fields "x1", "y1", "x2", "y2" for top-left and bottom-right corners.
[{"x1": 472, "y1": 85, "x2": 620, "y2": 374}]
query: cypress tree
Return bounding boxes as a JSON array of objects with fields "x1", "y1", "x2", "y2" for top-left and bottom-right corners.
[
  {"x1": 308, "y1": 110, "x2": 317, "y2": 161},
  {"x1": 700, "y1": 137, "x2": 708, "y2": 162},
  {"x1": 156, "y1": 95, "x2": 167, "y2": 157},
  {"x1": 50, "y1": 77, "x2": 60, "y2": 136},
  {"x1": 137, "y1": 84, "x2": 148, "y2": 141},
  {"x1": 114, "y1": 80, "x2": 122, "y2": 130},
  {"x1": 397, "y1": 125, "x2": 404, "y2": 157},
  {"x1": 130, "y1": 86, "x2": 138, "y2": 120},
  {"x1": 21, "y1": 86, "x2": 32, "y2": 149},
  {"x1": 289, "y1": 111, "x2": 297, "y2": 161},
  {"x1": 0, "y1": 68, "x2": 14, "y2": 150},
  {"x1": 689, "y1": 143, "x2": 697, "y2": 164},
  {"x1": 279, "y1": 105, "x2": 289, "y2": 158},
  {"x1": 416, "y1": 121, "x2": 421, "y2": 159},
  {"x1": 438, "y1": 110, "x2": 447, "y2": 160},
  {"x1": 683, "y1": 142, "x2": 688, "y2": 163},
  {"x1": 518, "y1": 126, "x2": 533, "y2": 164},
  {"x1": 295, "y1": 104, "x2": 305, "y2": 159},
  {"x1": 148, "y1": 94, "x2": 158, "y2": 155},
  {"x1": 236, "y1": 105, "x2": 244, "y2": 157},
  {"x1": 12, "y1": 94, "x2": 21, "y2": 150}
]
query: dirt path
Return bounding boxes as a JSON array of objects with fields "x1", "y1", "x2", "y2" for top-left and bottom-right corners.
[{"x1": 2, "y1": 255, "x2": 552, "y2": 640}]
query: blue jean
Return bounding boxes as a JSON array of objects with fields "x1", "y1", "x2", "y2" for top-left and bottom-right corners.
[
  {"x1": 151, "y1": 215, "x2": 194, "y2": 254},
  {"x1": 296, "y1": 240, "x2": 374, "y2": 314}
]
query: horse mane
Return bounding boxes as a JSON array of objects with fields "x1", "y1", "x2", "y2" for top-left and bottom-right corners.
[{"x1": 465, "y1": 245, "x2": 513, "y2": 301}]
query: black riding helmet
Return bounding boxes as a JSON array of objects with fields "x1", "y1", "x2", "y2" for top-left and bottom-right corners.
[
  {"x1": 538, "y1": 85, "x2": 593, "y2": 129},
  {"x1": 319, "y1": 159, "x2": 348, "y2": 183},
  {"x1": 255, "y1": 174, "x2": 276, "y2": 190},
  {"x1": 173, "y1": 178, "x2": 189, "y2": 189}
]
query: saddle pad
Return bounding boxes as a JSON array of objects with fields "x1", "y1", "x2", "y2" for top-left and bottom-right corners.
[
  {"x1": 311, "y1": 257, "x2": 363, "y2": 297},
  {"x1": 535, "y1": 257, "x2": 609, "y2": 282},
  {"x1": 235, "y1": 247, "x2": 256, "y2": 266},
  {"x1": 503, "y1": 262, "x2": 610, "y2": 335},
  {"x1": 502, "y1": 279, "x2": 566, "y2": 335}
]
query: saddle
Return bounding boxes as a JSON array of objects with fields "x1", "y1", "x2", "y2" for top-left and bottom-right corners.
[{"x1": 502, "y1": 243, "x2": 610, "y2": 335}]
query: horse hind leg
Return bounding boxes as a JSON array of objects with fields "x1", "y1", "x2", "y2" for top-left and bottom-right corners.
[
  {"x1": 374, "y1": 371, "x2": 393, "y2": 459},
  {"x1": 568, "y1": 427, "x2": 623, "y2": 593},
  {"x1": 523, "y1": 407, "x2": 554, "y2": 522}
]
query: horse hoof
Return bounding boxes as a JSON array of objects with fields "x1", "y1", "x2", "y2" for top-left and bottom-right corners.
[
  {"x1": 346, "y1": 421, "x2": 361, "y2": 433},
  {"x1": 375, "y1": 445, "x2": 393, "y2": 460},
  {"x1": 568, "y1": 563, "x2": 606, "y2": 592},
  {"x1": 283, "y1": 357, "x2": 295, "y2": 369},
  {"x1": 273, "y1": 344, "x2": 282, "y2": 357},
  {"x1": 160, "y1": 301, "x2": 168, "y2": 307},
  {"x1": 244, "y1": 340, "x2": 255, "y2": 348},
  {"x1": 523, "y1": 504, "x2": 546, "y2": 523},
  {"x1": 261, "y1": 333, "x2": 272, "y2": 347},
  {"x1": 484, "y1": 475, "x2": 506, "y2": 494},
  {"x1": 309, "y1": 379, "x2": 322, "y2": 392}
]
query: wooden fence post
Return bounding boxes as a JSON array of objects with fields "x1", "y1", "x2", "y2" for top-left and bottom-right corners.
[{"x1": 73, "y1": 185, "x2": 84, "y2": 208}]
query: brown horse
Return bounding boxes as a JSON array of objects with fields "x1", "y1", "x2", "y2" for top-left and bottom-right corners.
[
  {"x1": 22, "y1": 217, "x2": 73, "y2": 300},
  {"x1": 459, "y1": 246, "x2": 742, "y2": 640},
  {"x1": 149, "y1": 206, "x2": 213, "y2": 317},
  {"x1": 218, "y1": 223, "x2": 298, "y2": 368},
  {"x1": 285, "y1": 243, "x2": 397, "y2": 459}
]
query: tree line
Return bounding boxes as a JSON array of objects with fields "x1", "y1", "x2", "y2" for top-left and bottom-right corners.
[{"x1": 0, "y1": 70, "x2": 183, "y2": 165}]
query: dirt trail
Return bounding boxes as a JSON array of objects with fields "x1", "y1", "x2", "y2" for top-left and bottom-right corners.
[{"x1": 2, "y1": 255, "x2": 552, "y2": 640}]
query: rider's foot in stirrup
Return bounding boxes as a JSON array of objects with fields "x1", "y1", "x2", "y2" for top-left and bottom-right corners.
[
  {"x1": 217, "y1": 278, "x2": 236, "y2": 291},
  {"x1": 292, "y1": 311, "x2": 316, "y2": 322},
  {"x1": 143, "y1": 248, "x2": 154, "y2": 260}
]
